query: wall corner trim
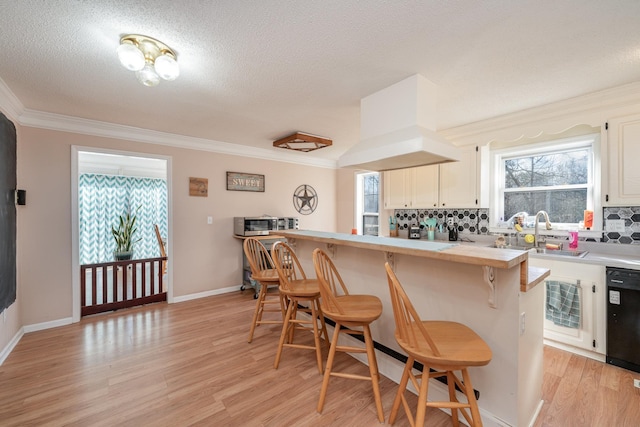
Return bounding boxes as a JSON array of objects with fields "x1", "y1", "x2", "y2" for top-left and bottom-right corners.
[{"x1": 0, "y1": 327, "x2": 24, "y2": 366}]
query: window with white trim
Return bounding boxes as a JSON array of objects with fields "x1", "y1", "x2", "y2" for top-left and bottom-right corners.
[
  {"x1": 494, "y1": 135, "x2": 597, "y2": 228},
  {"x1": 356, "y1": 172, "x2": 379, "y2": 235}
]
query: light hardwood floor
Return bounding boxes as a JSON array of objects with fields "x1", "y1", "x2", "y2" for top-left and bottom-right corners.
[{"x1": 1, "y1": 291, "x2": 638, "y2": 426}]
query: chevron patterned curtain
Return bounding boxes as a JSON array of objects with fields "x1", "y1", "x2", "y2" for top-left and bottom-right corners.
[{"x1": 79, "y1": 174, "x2": 168, "y2": 264}]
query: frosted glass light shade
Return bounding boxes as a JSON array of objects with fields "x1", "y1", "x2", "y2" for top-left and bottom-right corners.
[
  {"x1": 154, "y1": 54, "x2": 179, "y2": 80},
  {"x1": 135, "y1": 62, "x2": 160, "y2": 87},
  {"x1": 117, "y1": 42, "x2": 145, "y2": 71}
]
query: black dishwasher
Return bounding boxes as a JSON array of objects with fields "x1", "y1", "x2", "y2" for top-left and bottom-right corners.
[{"x1": 606, "y1": 267, "x2": 640, "y2": 373}]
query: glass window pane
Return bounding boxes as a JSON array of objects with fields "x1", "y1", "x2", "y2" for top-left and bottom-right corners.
[
  {"x1": 504, "y1": 189, "x2": 587, "y2": 223},
  {"x1": 363, "y1": 174, "x2": 379, "y2": 214},
  {"x1": 505, "y1": 149, "x2": 589, "y2": 188},
  {"x1": 363, "y1": 214, "x2": 378, "y2": 236}
]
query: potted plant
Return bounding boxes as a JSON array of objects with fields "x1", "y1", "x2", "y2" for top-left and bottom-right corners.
[{"x1": 111, "y1": 206, "x2": 141, "y2": 261}]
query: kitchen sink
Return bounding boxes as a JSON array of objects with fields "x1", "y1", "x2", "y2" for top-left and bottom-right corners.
[{"x1": 491, "y1": 245, "x2": 588, "y2": 258}]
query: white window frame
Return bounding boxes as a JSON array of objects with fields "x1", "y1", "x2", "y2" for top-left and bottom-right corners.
[
  {"x1": 356, "y1": 171, "x2": 379, "y2": 235},
  {"x1": 490, "y1": 133, "x2": 601, "y2": 232}
]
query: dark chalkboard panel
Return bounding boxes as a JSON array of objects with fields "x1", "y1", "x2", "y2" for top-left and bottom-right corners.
[{"x1": 0, "y1": 112, "x2": 16, "y2": 313}]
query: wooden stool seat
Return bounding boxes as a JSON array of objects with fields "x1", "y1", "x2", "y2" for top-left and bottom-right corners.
[
  {"x1": 279, "y1": 278, "x2": 322, "y2": 298},
  {"x1": 329, "y1": 295, "x2": 383, "y2": 324},
  {"x1": 243, "y1": 238, "x2": 286, "y2": 343},
  {"x1": 272, "y1": 242, "x2": 329, "y2": 375},
  {"x1": 313, "y1": 248, "x2": 385, "y2": 423},
  {"x1": 400, "y1": 320, "x2": 492, "y2": 369},
  {"x1": 385, "y1": 262, "x2": 492, "y2": 427},
  {"x1": 251, "y1": 269, "x2": 279, "y2": 282}
]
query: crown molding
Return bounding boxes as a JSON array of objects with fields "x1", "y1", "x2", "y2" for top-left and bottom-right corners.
[
  {"x1": 0, "y1": 77, "x2": 337, "y2": 169},
  {"x1": 0, "y1": 76, "x2": 24, "y2": 122},
  {"x1": 441, "y1": 81, "x2": 640, "y2": 145}
]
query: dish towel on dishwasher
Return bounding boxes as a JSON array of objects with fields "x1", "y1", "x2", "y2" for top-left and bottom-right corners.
[{"x1": 545, "y1": 280, "x2": 581, "y2": 329}]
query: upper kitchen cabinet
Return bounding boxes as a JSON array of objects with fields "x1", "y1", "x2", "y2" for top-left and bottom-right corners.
[
  {"x1": 438, "y1": 145, "x2": 479, "y2": 208},
  {"x1": 383, "y1": 168, "x2": 413, "y2": 209},
  {"x1": 383, "y1": 166, "x2": 438, "y2": 209},
  {"x1": 606, "y1": 113, "x2": 640, "y2": 205},
  {"x1": 383, "y1": 145, "x2": 481, "y2": 209}
]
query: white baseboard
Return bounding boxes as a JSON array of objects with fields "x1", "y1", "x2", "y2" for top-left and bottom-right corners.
[
  {"x1": 543, "y1": 339, "x2": 606, "y2": 362},
  {"x1": 529, "y1": 399, "x2": 545, "y2": 427},
  {"x1": 0, "y1": 327, "x2": 24, "y2": 366},
  {"x1": 172, "y1": 285, "x2": 239, "y2": 303},
  {"x1": 23, "y1": 317, "x2": 73, "y2": 333}
]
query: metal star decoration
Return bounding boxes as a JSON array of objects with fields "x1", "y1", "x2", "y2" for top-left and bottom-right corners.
[{"x1": 293, "y1": 184, "x2": 318, "y2": 215}]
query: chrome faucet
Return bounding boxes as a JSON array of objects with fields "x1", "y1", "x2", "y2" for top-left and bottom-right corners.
[{"x1": 534, "y1": 210, "x2": 552, "y2": 247}]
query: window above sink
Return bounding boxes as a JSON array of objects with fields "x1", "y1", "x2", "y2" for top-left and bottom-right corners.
[{"x1": 490, "y1": 133, "x2": 602, "y2": 233}]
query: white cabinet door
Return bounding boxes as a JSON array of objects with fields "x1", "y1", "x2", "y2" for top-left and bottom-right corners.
[
  {"x1": 383, "y1": 169, "x2": 413, "y2": 209},
  {"x1": 383, "y1": 145, "x2": 480, "y2": 209},
  {"x1": 439, "y1": 145, "x2": 478, "y2": 208},
  {"x1": 606, "y1": 113, "x2": 640, "y2": 205},
  {"x1": 529, "y1": 258, "x2": 605, "y2": 356},
  {"x1": 413, "y1": 165, "x2": 439, "y2": 208}
]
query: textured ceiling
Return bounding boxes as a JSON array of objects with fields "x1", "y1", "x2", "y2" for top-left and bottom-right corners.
[{"x1": 1, "y1": 1, "x2": 639, "y2": 161}]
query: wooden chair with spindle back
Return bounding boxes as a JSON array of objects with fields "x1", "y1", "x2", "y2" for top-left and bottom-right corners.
[
  {"x1": 384, "y1": 262, "x2": 493, "y2": 427},
  {"x1": 271, "y1": 241, "x2": 329, "y2": 374},
  {"x1": 312, "y1": 248, "x2": 385, "y2": 423},
  {"x1": 243, "y1": 237, "x2": 286, "y2": 343}
]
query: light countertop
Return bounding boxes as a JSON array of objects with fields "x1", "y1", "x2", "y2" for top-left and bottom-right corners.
[{"x1": 274, "y1": 230, "x2": 548, "y2": 291}]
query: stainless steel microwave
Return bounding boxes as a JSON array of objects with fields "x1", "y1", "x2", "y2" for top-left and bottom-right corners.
[{"x1": 234, "y1": 216, "x2": 278, "y2": 236}]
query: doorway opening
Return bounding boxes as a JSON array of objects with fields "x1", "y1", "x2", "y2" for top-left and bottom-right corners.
[{"x1": 71, "y1": 147, "x2": 172, "y2": 321}]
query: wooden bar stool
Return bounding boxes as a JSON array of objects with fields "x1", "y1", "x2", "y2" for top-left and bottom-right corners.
[
  {"x1": 243, "y1": 238, "x2": 286, "y2": 343},
  {"x1": 384, "y1": 262, "x2": 493, "y2": 427},
  {"x1": 271, "y1": 241, "x2": 329, "y2": 374},
  {"x1": 312, "y1": 248, "x2": 385, "y2": 423}
]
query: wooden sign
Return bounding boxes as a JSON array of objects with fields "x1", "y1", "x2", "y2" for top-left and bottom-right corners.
[
  {"x1": 226, "y1": 172, "x2": 265, "y2": 192},
  {"x1": 189, "y1": 177, "x2": 208, "y2": 197}
]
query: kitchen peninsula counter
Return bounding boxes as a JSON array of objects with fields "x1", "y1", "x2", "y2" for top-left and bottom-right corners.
[
  {"x1": 276, "y1": 230, "x2": 548, "y2": 292},
  {"x1": 274, "y1": 229, "x2": 549, "y2": 427}
]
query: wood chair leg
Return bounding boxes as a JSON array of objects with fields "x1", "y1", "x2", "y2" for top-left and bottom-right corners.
[
  {"x1": 274, "y1": 298, "x2": 295, "y2": 369},
  {"x1": 364, "y1": 325, "x2": 384, "y2": 423},
  {"x1": 447, "y1": 371, "x2": 460, "y2": 427},
  {"x1": 462, "y1": 368, "x2": 483, "y2": 427},
  {"x1": 288, "y1": 302, "x2": 299, "y2": 344},
  {"x1": 415, "y1": 364, "x2": 431, "y2": 427},
  {"x1": 247, "y1": 282, "x2": 268, "y2": 343},
  {"x1": 389, "y1": 356, "x2": 413, "y2": 424},
  {"x1": 317, "y1": 321, "x2": 342, "y2": 413},
  {"x1": 316, "y1": 303, "x2": 330, "y2": 350},
  {"x1": 310, "y1": 300, "x2": 323, "y2": 374}
]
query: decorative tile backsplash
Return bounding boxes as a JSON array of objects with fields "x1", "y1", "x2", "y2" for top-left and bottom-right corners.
[
  {"x1": 393, "y1": 208, "x2": 490, "y2": 235},
  {"x1": 603, "y1": 207, "x2": 640, "y2": 244},
  {"x1": 392, "y1": 206, "x2": 640, "y2": 244}
]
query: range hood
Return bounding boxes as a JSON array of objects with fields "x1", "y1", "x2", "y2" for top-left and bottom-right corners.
[{"x1": 338, "y1": 74, "x2": 460, "y2": 171}]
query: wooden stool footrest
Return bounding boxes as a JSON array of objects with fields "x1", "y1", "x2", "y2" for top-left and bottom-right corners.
[
  {"x1": 255, "y1": 320, "x2": 282, "y2": 325},
  {"x1": 426, "y1": 402, "x2": 470, "y2": 409},
  {"x1": 335, "y1": 345, "x2": 366, "y2": 353},
  {"x1": 284, "y1": 343, "x2": 317, "y2": 350},
  {"x1": 331, "y1": 372, "x2": 371, "y2": 381}
]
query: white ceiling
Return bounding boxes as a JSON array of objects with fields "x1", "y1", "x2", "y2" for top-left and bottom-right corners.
[{"x1": 1, "y1": 1, "x2": 639, "y2": 162}]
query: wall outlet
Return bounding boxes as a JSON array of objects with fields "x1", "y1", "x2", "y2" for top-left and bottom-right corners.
[
  {"x1": 520, "y1": 312, "x2": 526, "y2": 336},
  {"x1": 207, "y1": 216, "x2": 213, "y2": 225},
  {"x1": 634, "y1": 379, "x2": 640, "y2": 389},
  {"x1": 605, "y1": 219, "x2": 625, "y2": 232}
]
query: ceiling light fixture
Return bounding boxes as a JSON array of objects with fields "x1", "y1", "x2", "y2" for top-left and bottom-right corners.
[
  {"x1": 273, "y1": 132, "x2": 332, "y2": 152},
  {"x1": 117, "y1": 34, "x2": 179, "y2": 87}
]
